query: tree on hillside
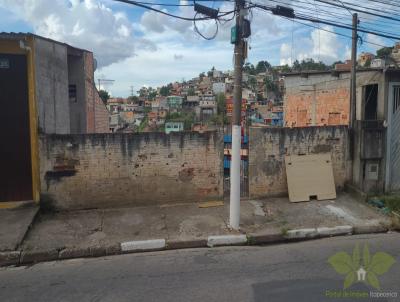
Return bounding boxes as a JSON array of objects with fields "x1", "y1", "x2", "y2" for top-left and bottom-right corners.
[
  {"x1": 255, "y1": 60, "x2": 271, "y2": 73},
  {"x1": 216, "y1": 93, "x2": 226, "y2": 115},
  {"x1": 243, "y1": 62, "x2": 256, "y2": 75},
  {"x1": 98, "y1": 90, "x2": 110, "y2": 105},
  {"x1": 128, "y1": 95, "x2": 139, "y2": 103},
  {"x1": 376, "y1": 47, "x2": 393, "y2": 58},
  {"x1": 160, "y1": 85, "x2": 170, "y2": 96}
]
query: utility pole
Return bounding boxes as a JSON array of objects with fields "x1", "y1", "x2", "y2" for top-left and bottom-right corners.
[
  {"x1": 130, "y1": 85, "x2": 134, "y2": 97},
  {"x1": 350, "y1": 13, "x2": 358, "y2": 130},
  {"x1": 229, "y1": 0, "x2": 246, "y2": 230}
]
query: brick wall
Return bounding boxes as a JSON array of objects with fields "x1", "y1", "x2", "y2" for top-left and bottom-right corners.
[
  {"x1": 39, "y1": 131, "x2": 223, "y2": 210},
  {"x1": 94, "y1": 91, "x2": 110, "y2": 133},
  {"x1": 84, "y1": 52, "x2": 110, "y2": 133},
  {"x1": 249, "y1": 126, "x2": 351, "y2": 198},
  {"x1": 284, "y1": 87, "x2": 350, "y2": 127},
  {"x1": 283, "y1": 70, "x2": 385, "y2": 128}
]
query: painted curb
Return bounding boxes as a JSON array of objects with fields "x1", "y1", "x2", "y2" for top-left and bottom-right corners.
[
  {"x1": 120, "y1": 239, "x2": 166, "y2": 252},
  {"x1": 207, "y1": 235, "x2": 247, "y2": 247},
  {"x1": 284, "y1": 228, "x2": 318, "y2": 240},
  {"x1": 0, "y1": 225, "x2": 394, "y2": 267},
  {"x1": 317, "y1": 225, "x2": 353, "y2": 237}
]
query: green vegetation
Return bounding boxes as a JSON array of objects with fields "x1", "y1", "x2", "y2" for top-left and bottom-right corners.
[
  {"x1": 127, "y1": 95, "x2": 139, "y2": 103},
  {"x1": 292, "y1": 58, "x2": 330, "y2": 71},
  {"x1": 166, "y1": 111, "x2": 195, "y2": 130},
  {"x1": 98, "y1": 89, "x2": 110, "y2": 105},
  {"x1": 376, "y1": 46, "x2": 393, "y2": 58},
  {"x1": 381, "y1": 195, "x2": 400, "y2": 213},
  {"x1": 137, "y1": 116, "x2": 148, "y2": 132},
  {"x1": 160, "y1": 85, "x2": 170, "y2": 96}
]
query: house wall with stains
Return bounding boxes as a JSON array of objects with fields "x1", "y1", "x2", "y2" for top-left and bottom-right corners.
[
  {"x1": 249, "y1": 126, "x2": 351, "y2": 198},
  {"x1": 39, "y1": 131, "x2": 223, "y2": 210}
]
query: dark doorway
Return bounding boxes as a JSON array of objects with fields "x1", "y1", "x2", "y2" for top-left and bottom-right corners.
[
  {"x1": 364, "y1": 84, "x2": 378, "y2": 120},
  {"x1": 0, "y1": 54, "x2": 33, "y2": 201}
]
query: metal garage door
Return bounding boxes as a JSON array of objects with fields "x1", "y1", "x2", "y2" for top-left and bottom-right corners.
[{"x1": 387, "y1": 83, "x2": 400, "y2": 192}]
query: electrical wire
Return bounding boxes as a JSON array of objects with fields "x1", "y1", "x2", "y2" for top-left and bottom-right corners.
[
  {"x1": 112, "y1": 0, "x2": 235, "y2": 21},
  {"x1": 251, "y1": 2, "x2": 400, "y2": 40},
  {"x1": 193, "y1": 12, "x2": 219, "y2": 39}
]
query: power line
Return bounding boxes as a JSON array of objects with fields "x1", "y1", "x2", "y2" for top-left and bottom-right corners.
[
  {"x1": 312, "y1": 0, "x2": 400, "y2": 23},
  {"x1": 251, "y1": 2, "x2": 400, "y2": 40},
  {"x1": 334, "y1": 0, "x2": 352, "y2": 16},
  {"x1": 112, "y1": 0, "x2": 235, "y2": 21}
]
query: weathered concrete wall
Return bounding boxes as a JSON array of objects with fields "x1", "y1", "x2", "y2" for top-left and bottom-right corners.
[
  {"x1": 284, "y1": 70, "x2": 385, "y2": 127},
  {"x1": 249, "y1": 126, "x2": 351, "y2": 198},
  {"x1": 39, "y1": 131, "x2": 223, "y2": 210},
  {"x1": 34, "y1": 38, "x2": 70, "y2": 134},
  {"x1": 67, "y1": 53, "x2": 86, "y2": 134}
]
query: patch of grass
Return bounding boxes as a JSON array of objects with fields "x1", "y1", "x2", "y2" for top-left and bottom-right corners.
[
  {"x1": 372, "y1": 195, "x2": 400, "y2": 213},
  {"x1": 281, "y1": 227, "x2": 289, "y2": 236},
  {"x1": 247, "y1": 235, "x2": 256, "y2": 245}
]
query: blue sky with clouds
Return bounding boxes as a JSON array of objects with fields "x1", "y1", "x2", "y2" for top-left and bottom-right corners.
[{"x1": 0, "y1": 0, "x2": 396, "y2": 97}]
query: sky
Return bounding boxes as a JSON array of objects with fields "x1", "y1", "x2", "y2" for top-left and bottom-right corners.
[{"x1": 0, "y1": 0, "x2": 396, "y2": 97}]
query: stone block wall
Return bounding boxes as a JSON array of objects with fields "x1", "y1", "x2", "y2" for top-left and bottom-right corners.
[
  {"x1": 40, "y1": 131, "x2": 223, "y2": 210},
  {"x1": 249, "y1": 126, "x2": 351, "y2": 198}
]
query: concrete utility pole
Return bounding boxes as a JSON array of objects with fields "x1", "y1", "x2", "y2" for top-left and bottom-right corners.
[
  {"x1": 350, "y1": 13, "x2": 358, "y2": 129},
  {"x1": 230, "y1": 0, "x2": 246, "y2": 230}
]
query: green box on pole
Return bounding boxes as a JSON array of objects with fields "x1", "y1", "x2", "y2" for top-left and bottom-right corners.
[{"x1": 231, "y1": 26, "x2": 238, "y2": 44}]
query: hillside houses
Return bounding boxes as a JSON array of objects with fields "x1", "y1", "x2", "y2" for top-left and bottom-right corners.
[{"x1": 104, "y1": 66, "x2": 285, "y2": 133}]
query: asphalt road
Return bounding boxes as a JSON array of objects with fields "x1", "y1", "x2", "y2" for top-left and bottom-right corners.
[{"x1": 1, "y1": 233, "x2": 399, "y2": 302}]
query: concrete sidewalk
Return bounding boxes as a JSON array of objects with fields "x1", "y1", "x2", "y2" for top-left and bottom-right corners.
[
  {"x1": 1, "y1": 193, "x2": 394, "y2": 266},
  {"x1": 0, "y1": 202, "x2": 38, "y2": 252}
]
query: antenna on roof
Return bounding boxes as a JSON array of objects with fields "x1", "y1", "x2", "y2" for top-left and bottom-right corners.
[{"x1": 97, "y1": 78, "x2": 115, "y2": 91}]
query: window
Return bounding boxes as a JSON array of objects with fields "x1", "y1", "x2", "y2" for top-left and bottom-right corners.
[
  {"x1": 364, "y1": 84, "x2": 378, "y2": 120},
  {"x1": 393, "y1": 85, "x2": 400, "y2": 114},
  {"x1": 69, "y1": 84, "x2": 77, "y2": 103}
]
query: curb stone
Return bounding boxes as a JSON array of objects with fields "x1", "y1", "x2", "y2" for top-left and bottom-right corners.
[
  {"x1": 166, "y1": 238, "x2": 207, "y2": 250},
  {"x1": 284, "y1": 228, "x2": 318, "y2": 240},
  {"x1": 120, "y1": 239, "x2": 166, "y2": 252},
  {"x1": 207, "y1": 235, "x2": 247, "y2": 247},
  {"x1": 353, "y1": 224, "x2": 388, "y2": 234},
  {"x1": 0, "y1": 251, "x2": 21, "y2": 266},
  {"x1": 247, "y1": 232, "x2": 285, "y2": 245},
  {"x1": 0, "y1": 225, "x2": 395, "y2": 267},
  {"x1": 20, "y1": 249, "x2": 59, "y2": 265},
  {"x1": 317, "y1": 225, "x2": 353, "y2": 237},
  {"x1": 59, "y1": 247, "x2": 90, "y2": 260}
]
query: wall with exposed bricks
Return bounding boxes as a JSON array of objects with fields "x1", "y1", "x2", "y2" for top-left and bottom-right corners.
[
  {"x1": 40, "y1": 131, "x2": 223, "y2": 210},
  {"x1": 249, "y1": 126, "x2": 351, "y2": 198},
  {"x1": 84, "y1": 52, "x2": 110, "y2": 133},
  {"x1": 283, "y1": 70, "x2": 385, "y2": 127}
]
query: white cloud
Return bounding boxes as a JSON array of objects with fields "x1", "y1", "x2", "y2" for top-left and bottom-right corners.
[
  {"x1": 280, "y1": 25, "x2": 346, "y2": 65},
  {"x1": 96, "y1": 42, "x2": 234, "y2": 96},
  {"x1": 0, "y1": 0, "x2": 135, "y2": 67},
  {"x1": 364, "y1": 33, "x2": 385, "y2": 51}
]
